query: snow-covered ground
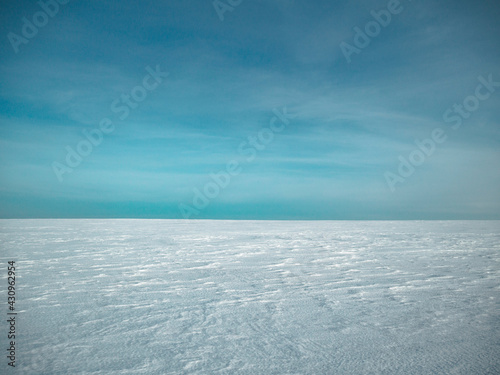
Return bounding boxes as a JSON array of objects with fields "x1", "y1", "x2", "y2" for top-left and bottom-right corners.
[{"x1": 1, "y1": 220, "x2": 499, "y2": 374}]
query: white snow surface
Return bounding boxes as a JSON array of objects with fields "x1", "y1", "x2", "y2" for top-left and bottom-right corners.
[{"x1": 1, "y1": 219, "x2": 499, "y2": 374}]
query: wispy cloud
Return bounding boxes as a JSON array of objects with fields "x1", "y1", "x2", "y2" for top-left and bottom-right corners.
[{"x1": 0, "y1": 0, "x2": 499, "y2": 218}]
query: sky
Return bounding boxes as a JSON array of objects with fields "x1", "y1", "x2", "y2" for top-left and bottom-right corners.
[{"x1": 0, "y1": 0, "x2": 499, "y2": 219}]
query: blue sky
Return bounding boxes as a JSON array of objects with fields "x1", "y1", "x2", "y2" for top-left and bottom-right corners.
[{"x1": 0, "y1": 0, "x2": 499, "y2": 219}]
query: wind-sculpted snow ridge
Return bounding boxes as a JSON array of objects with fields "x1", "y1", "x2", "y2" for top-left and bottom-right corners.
[{"x1": 1, "y1": 220, "x2": 499, "y2": 374}]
